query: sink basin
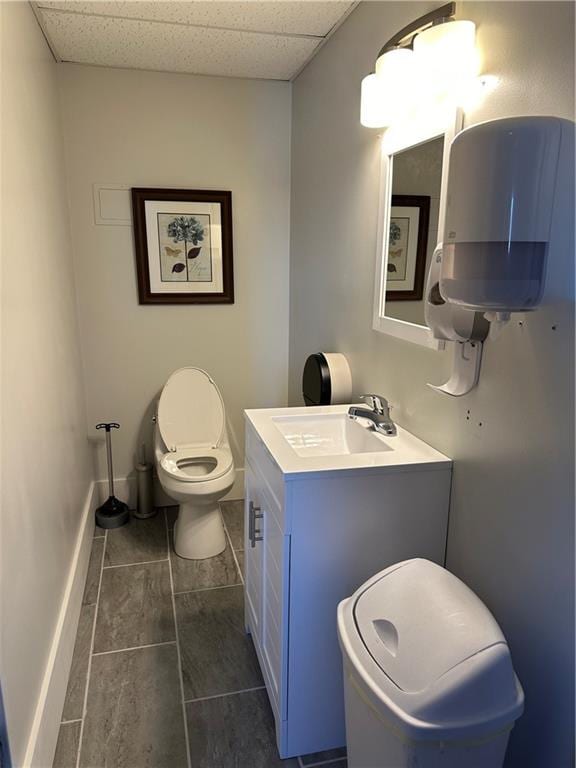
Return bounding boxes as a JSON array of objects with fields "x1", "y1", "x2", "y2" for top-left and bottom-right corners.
[
  {"x1": 273, "y1": 413, "x2": 392, "y2": 458},
  {"x1": 245, "y1": 405, "x2": 451, "y2": 476}
]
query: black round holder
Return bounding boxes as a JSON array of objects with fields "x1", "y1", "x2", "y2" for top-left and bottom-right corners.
[{"x1": 95, "y1": 422, "x2": 130, "y2": 529}]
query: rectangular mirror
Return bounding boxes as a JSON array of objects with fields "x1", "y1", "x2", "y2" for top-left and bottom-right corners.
[
  {"x1": 386, "y1": 136, "x2": 443, "y2": 324},
  {"x1": 373, "y1": 111, "x2": 463, "y2": 348}
]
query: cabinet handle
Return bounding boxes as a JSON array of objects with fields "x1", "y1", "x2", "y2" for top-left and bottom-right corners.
[
  {"x1": 248, "y1": 500, "x2": 255, "y2": 544},
  {"x1": 249, "y1": 501, "x2": 263, "y2": 548}
]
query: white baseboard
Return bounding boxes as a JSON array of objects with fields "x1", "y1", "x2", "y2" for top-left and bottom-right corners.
[
  {"x1": 226, "y1": 467, "x2": 245, "y2": 500},
  {"x1": 97, "y1": 468, "x2": 246, "y2": 513},
  {"x1": 22, "y1": 482, "x2": 97, "y2": 768},
  {"x1": 95, "y1": 475, "x2": 137, "y2": 510}
]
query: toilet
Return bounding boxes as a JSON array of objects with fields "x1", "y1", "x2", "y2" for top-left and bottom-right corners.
[{"x1": 154, "y1": 367, "x2": 235, "y2": 560}]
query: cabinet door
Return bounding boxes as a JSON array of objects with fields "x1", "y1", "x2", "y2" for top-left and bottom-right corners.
[
  {"x1": 244, "y1": 462, "x2": 263, "y2": 639},
  {"x1": 260, "y1": 484, "x2": 290, "y2": 717}
]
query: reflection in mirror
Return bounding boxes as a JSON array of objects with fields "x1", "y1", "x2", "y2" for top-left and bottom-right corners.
[{"x1": 384, "y1": 136, "x2": 443, "y2": 326}]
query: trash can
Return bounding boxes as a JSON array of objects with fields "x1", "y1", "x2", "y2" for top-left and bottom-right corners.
[{"x1": 337, "y1": 559, "x2": 524, "y2": 768}]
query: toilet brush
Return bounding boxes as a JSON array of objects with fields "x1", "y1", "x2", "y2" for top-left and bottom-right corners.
[{"x1": 95, "y1": 422, "x2": 130, "y2": 529}]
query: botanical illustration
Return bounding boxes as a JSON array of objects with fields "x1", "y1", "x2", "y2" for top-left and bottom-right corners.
[
  {"x1": 158, "y1": 213, "x2": 212, "y2": 282},
  {"x1": 387, "y1": 216, "x2": 410, "y2": 281}
]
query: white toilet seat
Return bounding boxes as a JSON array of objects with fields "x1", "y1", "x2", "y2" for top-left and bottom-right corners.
[
  {"x1": 160, "y1": 446, "x2": 233, "y2": 483},
  {"x1": 155, "y1": 367, "x2": 235, "y2": 560}
]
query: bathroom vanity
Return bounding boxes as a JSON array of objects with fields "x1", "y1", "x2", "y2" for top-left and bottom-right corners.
[{"x1": 243, "y1": 405, "x2": 452, "y2": 758}]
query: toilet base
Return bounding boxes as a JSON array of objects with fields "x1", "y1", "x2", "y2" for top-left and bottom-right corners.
[{"x1": 173, "y1": 501, "x2": 226, "y2": 560}]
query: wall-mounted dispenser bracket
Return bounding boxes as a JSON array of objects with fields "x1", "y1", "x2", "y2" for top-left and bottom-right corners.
[
  {"x1": 425, "y1": 245, "x2": 490, "y2": 397},
  {"x1": 428, "y1": 340, "x2": 483, "y2": 397}
]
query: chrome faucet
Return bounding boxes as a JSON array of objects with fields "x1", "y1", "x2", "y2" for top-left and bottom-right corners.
[{"x1": 348, "y1": 394, "x2": 397, "y2": 436}]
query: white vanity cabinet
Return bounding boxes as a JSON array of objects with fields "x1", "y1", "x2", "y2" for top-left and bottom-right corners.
[{"x1": 243, "y1": 406, "x2": 452, "y2": 759}]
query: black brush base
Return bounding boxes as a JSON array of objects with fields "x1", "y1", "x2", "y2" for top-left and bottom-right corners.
[{"x1": 95, "y1": 496, "x2": 130, "y2": 529}]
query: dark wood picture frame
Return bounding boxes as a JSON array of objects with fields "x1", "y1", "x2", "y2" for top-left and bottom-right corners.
[
  {"x1": 386, "y1": 194, "x2": 430, "y2": 302},
  {"x1": 131, "y1": 188, "x2": 234, "y2": 304}
]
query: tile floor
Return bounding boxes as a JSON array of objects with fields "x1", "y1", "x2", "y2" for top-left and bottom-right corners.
[{"x1": 53, "y1": 500, "x2": 347, "y2": 768}]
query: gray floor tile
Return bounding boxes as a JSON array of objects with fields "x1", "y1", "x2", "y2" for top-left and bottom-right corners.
[
  {"x1": 79, "y1": 644, "x2": 188, "y2": 768},
  {"x1": 176, "y1": 585, "x2": 263, "y2": 699},
  {"x1": 53, "y1": 721, "x2": 81, "y2": 768},
  {"x1": 83, "y1": 537, "x2": 104, "y2": 606},
  {"x1": 104, "y1": 513, "x2": 167, "y2": 566},
  {"x1": 221, "y1": 499, "x2": 244, "y2": 550},
  {"x1": 62, "y1": 604, "x2": 96, "y2": 721},
  {"x1": 94, "y1": 561, "x2": 175, "y2": 653},
  {"x1": 186, "y1": 688, "x2": 298, "y2": 768},
  {"x1": 166, "y1": 506, "x2": 179, "y2": 529},
  {"x1": 170, "y1": 533, "x2": 240, "y2": 593},
  {"x1": 93, "y1": 526, "x2": 105, "y2": 539},
  {"x1": 300, "y1": 747, "x2": 347, "y2": 765}
]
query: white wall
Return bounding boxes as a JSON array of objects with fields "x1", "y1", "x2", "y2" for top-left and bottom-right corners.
[
  {"x1": 58, "y1": 64, "x2": 291, "y2": 485},
  {"x1": 290, "y1": 2, "x2": 574, "y2": 766},
  {"x1": 1, "y1": 4, "x2": 93, "y2": 765}
]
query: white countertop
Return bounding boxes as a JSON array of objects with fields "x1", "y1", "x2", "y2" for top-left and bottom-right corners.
[{"x1": 244, "y1": 404, "x2": 452, "y2": 478}]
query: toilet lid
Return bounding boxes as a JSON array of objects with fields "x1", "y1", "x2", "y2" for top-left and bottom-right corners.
[{"x1": 158, "y1": 367, "x2": 225, "y2": 450}]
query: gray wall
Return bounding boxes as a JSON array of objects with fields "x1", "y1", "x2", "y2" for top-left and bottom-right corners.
[
  {"x1": 59, "y1": 64, "x2": 291, "y2": 485},
  {"x1": 1, "y1": 5, "x2": 93, "y2": 765},
  {"x1": 290, "y1": 2, "x2": 574, "y2": 765}
]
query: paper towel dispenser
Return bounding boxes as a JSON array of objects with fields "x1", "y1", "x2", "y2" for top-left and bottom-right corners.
[
  {"x1": 302, "y1": 353, "x2": 352, "y2": 406},
  {"x1": 426, "y1": 115, "x2": 574, "y2": 397},
  {"x1": 442, "y1": 116, "x2": 572, "y2": 315}
]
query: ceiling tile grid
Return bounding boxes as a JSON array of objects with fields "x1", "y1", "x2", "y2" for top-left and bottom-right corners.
[
  {"x1": 35, "y1": 1, "x2": 356, "y2": 80},
  {"x1": 39, "y1": 1, "x2": 352, "y2": 36}
]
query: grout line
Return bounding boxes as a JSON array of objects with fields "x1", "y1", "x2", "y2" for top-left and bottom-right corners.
[
  {"x1": 183, "y1": 685, "x2": 266, "y2": 705},
  {"x1": 165, "y1": 510, "x2": 193, "y2": 768},
  {"x1": 102, "y1": 558, "x2": 169, "y2": 569},
  {"x1": 298, "y1": 759, "x2": 305, "y2": 768},
  {"x1": 75, "y1": 531, "x2": 107, "y2": 768},
  {"x1": 173, "y1": 582, "x2": 242, "y2": 597},
  {"x1": 60, "y1": 718, "x2": 82, "y2": 726},
  {"x1": 92, "y1": 641, "x2": 176, "y2": 657}
]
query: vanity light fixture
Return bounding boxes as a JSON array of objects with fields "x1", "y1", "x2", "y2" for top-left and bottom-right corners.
[
  {"x1": 360, "y1": 3, "x2": 478, "y2": 128},
  {"x1": 361, "y1": 48, "x2": 415, "y2": 128}
]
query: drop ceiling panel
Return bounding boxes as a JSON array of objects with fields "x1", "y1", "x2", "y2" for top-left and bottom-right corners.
[
  {"x1": 41, "y1": 9, "x2": 320, "y2": 79},
  {"x1": 39, "y1": 1, "x2": 353, "y2": 36}
]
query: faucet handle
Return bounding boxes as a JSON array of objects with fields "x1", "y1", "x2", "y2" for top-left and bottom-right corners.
[{"x1": 360, "y1": 394, "x2": 389, "y2": 414}]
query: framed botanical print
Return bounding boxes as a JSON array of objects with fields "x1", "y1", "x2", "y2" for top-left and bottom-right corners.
[
  {"x1": 385, "y1": 194, "x2": 430, "y2": 301},
  {"x1": 131, "y1": 188, "x2": 234, "y2": 304}
]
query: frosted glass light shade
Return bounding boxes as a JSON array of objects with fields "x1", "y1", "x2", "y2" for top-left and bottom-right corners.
[
  {"x1": 361, "y1": 74, "x2": 387, "y2": 127},
  {"x1": 413, "y1": 20, "x2": 479, "y2": 91},
  {"x1": 360, "y1": 48, "x2": 415, "y2": 128},
  {"x1": 374, "y1": 46, "x2": 415, "y2": 79}
]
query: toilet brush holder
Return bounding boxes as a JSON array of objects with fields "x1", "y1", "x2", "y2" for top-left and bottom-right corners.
[
  {"x1": 134, "y1": 444, "x2": 155, "y2": 519},
  {"x1": 95, "y1": 422, "x2": 130, "y2": 529}
]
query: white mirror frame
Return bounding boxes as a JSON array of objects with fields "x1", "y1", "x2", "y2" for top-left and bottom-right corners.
[{"x1": 372, "y1": 107, "x2": 464, "y2": 349}]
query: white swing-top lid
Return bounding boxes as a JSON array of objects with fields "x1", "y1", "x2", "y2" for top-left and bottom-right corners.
[
  {"x1": 339, "y1": 559, "x2": 524, "y2": 740},
  {"x1": 353, "y1": 559, "x2": 507, "y2": 693},
  {"x1": 158, "y1": 367, "x2": 225, "y2": 450}
]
